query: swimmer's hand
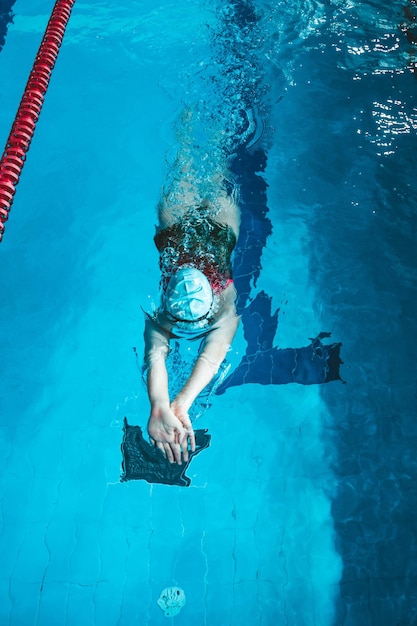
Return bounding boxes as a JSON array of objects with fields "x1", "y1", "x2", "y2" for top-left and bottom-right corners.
[{"x1": 148, "y1": 401, "x2": 195, "y2": 465}]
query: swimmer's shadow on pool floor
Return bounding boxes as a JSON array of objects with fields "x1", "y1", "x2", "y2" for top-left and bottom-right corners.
[{"x1": 120, "y1": 418, "x2": 211, "y2": 487}]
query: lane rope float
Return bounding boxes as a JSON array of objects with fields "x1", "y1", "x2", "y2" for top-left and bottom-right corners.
[{"x1": 0, "y1": 0, "x2": 76, "y2": 242}]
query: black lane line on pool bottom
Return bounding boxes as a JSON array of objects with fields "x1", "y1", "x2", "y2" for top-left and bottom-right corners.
[{"x1": 0, "y1": 0, "x2": 16, "y2": 53}]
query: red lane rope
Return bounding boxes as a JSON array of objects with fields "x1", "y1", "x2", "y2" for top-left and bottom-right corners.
[{"x1": 0, "y1": 0, "x2": 76, "y2": 242}]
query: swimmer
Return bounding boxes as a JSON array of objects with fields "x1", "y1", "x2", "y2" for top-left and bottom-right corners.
[{"x1": 144, "y1": 156, "x2": 240, "y2": 465}]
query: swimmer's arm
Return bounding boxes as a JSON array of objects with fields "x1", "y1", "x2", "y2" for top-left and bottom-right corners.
[
  {"x1": 144, "y1": 318, "x2": 171, "y2": 406},
  {"x1": 144, "y1": 318, "x2": 170, "y2": 371},
  {"x1": 144, "y1": 319, "x2": 195, "y2": 463},
  {"x1": 172, "y1": 306, "x2": 240, "y2": 415}
]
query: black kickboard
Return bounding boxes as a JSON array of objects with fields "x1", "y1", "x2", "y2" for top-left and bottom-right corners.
[{"x1": 121, "y1": 417, "x2": 211, "y2": 487}]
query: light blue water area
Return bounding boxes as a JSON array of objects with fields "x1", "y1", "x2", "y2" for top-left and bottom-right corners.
[{"x1": 1, "y1": 1, "x2": 416, "y2": 625}]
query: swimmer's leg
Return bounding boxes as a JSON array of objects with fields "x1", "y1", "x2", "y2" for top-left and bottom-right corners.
[
  {"x1": 213, "y1": 185, "x2": 240, "y2": 238},
  {"x1": 156, "y1": 107, "x2": 241, "y2": 234},
  {"x1": 157, "y1": 108, "x2": 205, "y2": 229},
  {"x1": 157, "y1": 178, "x2": 202, "y2": 229}
]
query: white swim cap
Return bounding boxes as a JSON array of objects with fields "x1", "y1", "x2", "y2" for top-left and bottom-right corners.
[{"x1": 164, "y1": 267, "x2": 213, "y2": 322}]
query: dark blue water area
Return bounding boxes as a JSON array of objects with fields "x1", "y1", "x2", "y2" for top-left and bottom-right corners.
[
  {"x1": 306, "y1": 85, "x2": 417, "y2": 625},
  {"x1": 269, "y1": 3, "x2": 417, "y2": 623},
  {"x1": 1, "y1": 0, "x2": 417, "y2": 625}
]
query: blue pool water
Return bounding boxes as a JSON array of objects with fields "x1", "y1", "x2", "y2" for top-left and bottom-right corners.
[{"x1": 1, "y1": 0, "x2": 416, "y2": 624}]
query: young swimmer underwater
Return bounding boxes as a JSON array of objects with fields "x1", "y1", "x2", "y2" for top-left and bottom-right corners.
[{"x1": 143, "y1": 127, "x2": 240, "y2": 465}]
